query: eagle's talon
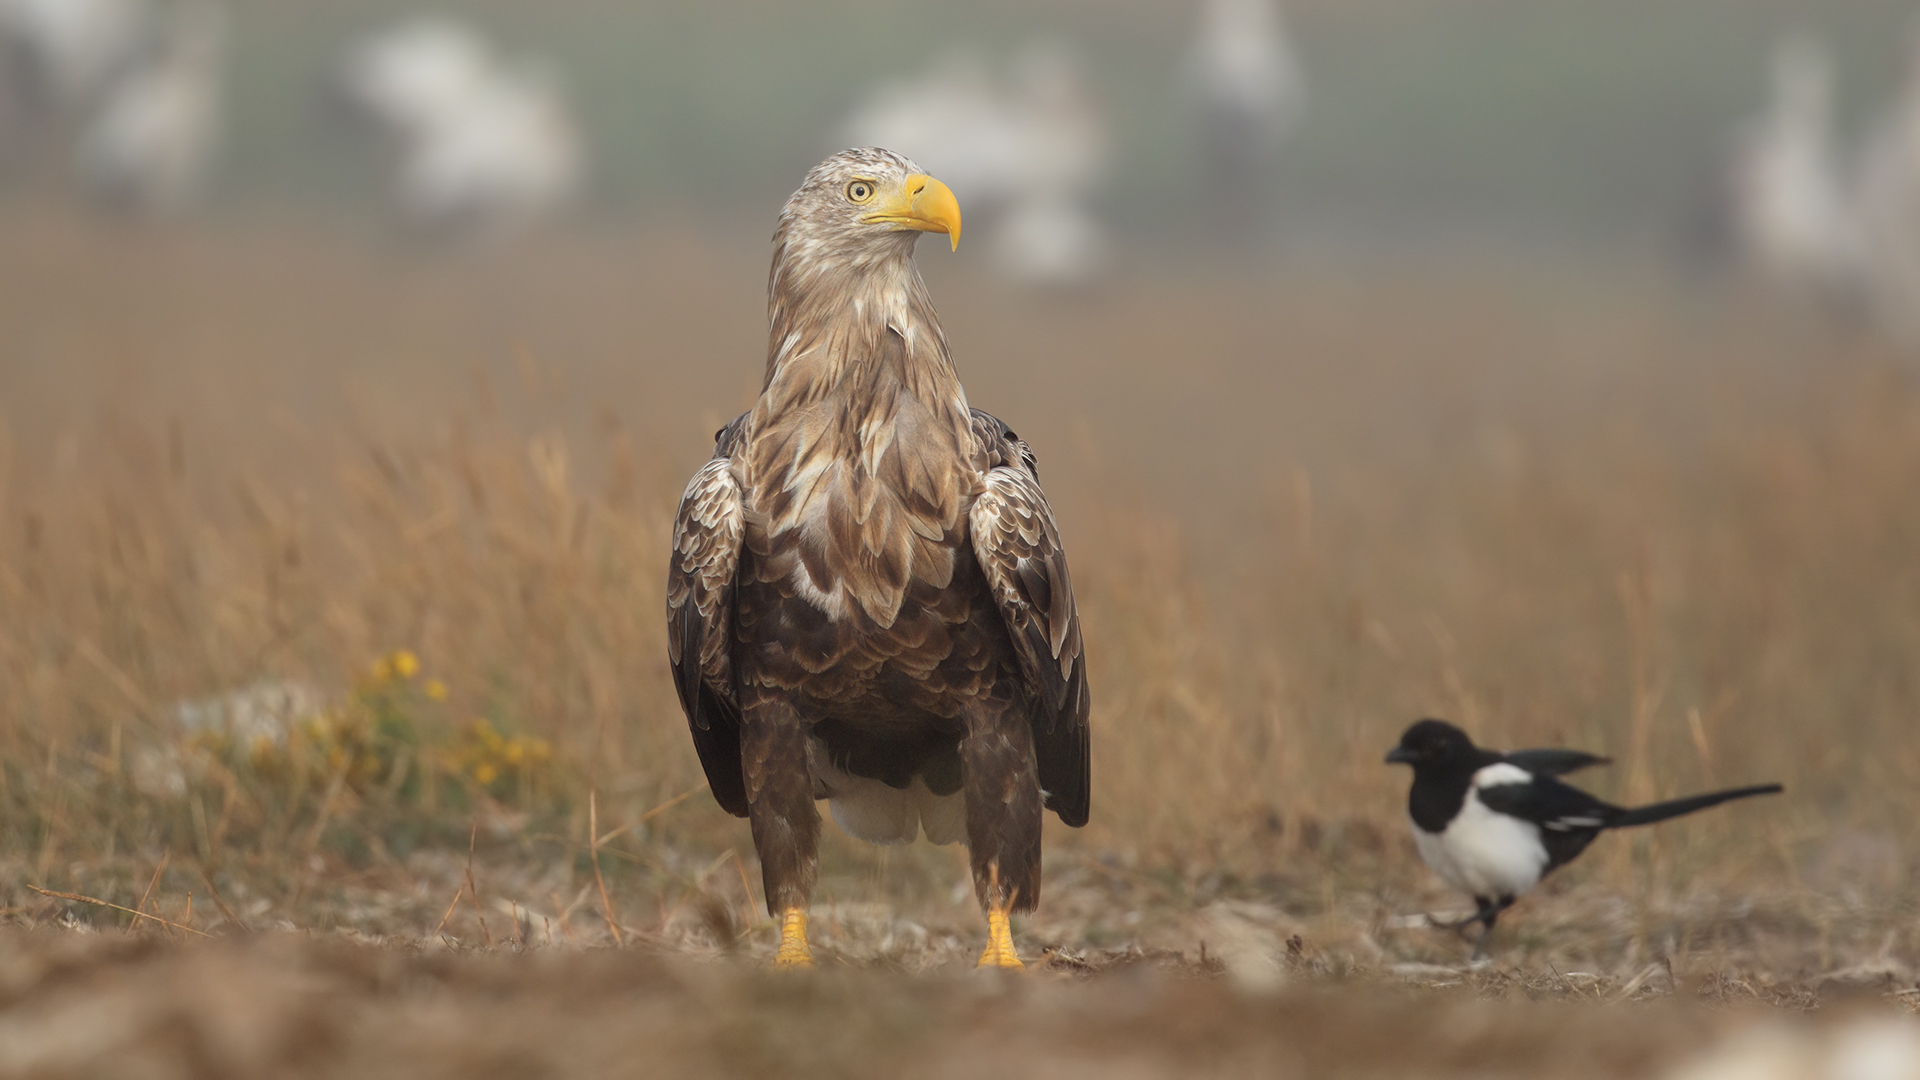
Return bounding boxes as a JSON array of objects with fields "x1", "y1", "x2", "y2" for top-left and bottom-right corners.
[
  {"x1": 773, "y1": 907, "x2": 813, "y2": 969},
  {"x1": 976, "y1": 906, "x2": 1024, "y2": 970}
]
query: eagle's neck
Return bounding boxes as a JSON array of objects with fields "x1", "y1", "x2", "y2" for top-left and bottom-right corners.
[{"x1": 764, "y1": 234, "x2": 958, "y2": 397}]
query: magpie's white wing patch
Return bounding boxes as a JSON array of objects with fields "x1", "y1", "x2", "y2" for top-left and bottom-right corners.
[
  {"x1": 1542, "y1": 814, "x2": 1606, "y2": 832},
  {"x1": 1473, "y1": 762, "x2": 1532, "y2": 788}
]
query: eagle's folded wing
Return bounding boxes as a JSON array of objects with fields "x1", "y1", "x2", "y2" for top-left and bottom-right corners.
[
  {"x1": 969, "y1": 407, "x2": 1039, "y2": 479},
  {"x1": 667, "y1": 451, "x2": 749, "y2": 817},
  {"x1": 970, "y1": 464, "x2": 1090, "y2": 826}
]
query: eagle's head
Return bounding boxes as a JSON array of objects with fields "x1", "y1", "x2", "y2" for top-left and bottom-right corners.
[{"x1": 776, "y1": 147, "x2": 962, "y2": 266}]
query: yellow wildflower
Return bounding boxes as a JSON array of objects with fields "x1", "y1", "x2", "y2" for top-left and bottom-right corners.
[
  {"x1": 472, "y1": 719, "x2": 504, "y2": 751},
  {"x1": 473, "y1": 762, "x2": 499, "y2": 785},
  {"x1": 390, "y1": 650, "x2": 420, "y2": 680},
  {"x1": 424, "y1": 679, "x2": 449, "y2": 701}
]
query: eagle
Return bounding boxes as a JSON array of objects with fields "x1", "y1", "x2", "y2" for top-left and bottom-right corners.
[{"x1": 666, "y1": 147, "x2": 1089, "y2": 969}]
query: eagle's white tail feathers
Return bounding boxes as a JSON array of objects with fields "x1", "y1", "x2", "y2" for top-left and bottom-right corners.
[
  {"x1": 827, "y1": 777, "x2": 916, "y2": 844},
  {"x1": 810, "y1": 734, "x2": 967, "y2": 845},
  {"x1": 916, "y1": 782, "x2": 966, "y2": 844},
  {"x1": 812, "y1": 743, "x2": 965, "y2": 845},
  {"x1": 826, "y1": 778, "x2": 966, "y2": 845}
]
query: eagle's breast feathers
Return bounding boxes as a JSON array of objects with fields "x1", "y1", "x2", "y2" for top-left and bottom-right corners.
[{"x1": 742, "y1": 322, "x2": 976, "y2": 631}]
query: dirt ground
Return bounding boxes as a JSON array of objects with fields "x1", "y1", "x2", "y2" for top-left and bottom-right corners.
[{"x1": 0, "y1": 924, "x2": 1913, "y2": 1080}]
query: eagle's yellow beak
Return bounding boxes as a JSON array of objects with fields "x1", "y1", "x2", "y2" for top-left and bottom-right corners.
[{"x1": 863, "y1": 174, "x2": 962, "y2": 251}]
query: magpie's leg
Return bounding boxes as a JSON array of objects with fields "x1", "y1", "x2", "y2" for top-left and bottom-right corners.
[
  {"x1": 1469, "y1": 915, "x2": 1495, "y2": 962},
  {"x1": 1433, "y1": 896, "x2": 1502, "y2": 934},
  {"x1": 1468, "y1": 897, "x2": 1516, "y2": 962}
]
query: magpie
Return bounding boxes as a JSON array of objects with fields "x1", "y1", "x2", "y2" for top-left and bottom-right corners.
[{"x1": 1385, "y1": 718, "x2": 1783, "y2": 960}]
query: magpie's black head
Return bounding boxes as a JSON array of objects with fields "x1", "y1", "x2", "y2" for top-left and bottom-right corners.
[{"x1": 1385, "y1": 718, "x2": 1480, "y2": 768}]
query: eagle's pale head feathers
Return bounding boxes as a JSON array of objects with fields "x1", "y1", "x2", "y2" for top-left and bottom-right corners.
[
  {"x1": 776, "y1": 147, "x2": 961, "y2": 263},
  {"x1": 764, "y1": 147, "x2": 965, "y2": 385}
]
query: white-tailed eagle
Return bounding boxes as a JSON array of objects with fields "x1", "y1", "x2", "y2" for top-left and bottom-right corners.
[{"x1": 667, "y1": 147, "x2": 1089, "y2": 968}]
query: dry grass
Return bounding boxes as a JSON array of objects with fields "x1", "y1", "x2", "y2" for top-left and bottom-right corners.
[{"x1": 0, "y1": 206, "x2": 1917, "y2": 1070}]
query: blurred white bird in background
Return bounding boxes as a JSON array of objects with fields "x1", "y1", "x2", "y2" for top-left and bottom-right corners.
[
  {"x1": 1182, "y1": 0, "x2": 1305, "y2": 238},
  {"x1": 841, "y1": 40, "x2": 1112, "y2": 287},
  {"x1": 0, "y1": 0, "x2": 145, "y2": 110},
  {"x1": 76, "y1": 0, "x2": 223, "y2": 214},
  {"x1": 337, "y1": 15, "x2": 584, "y2": 241},
  {"x1": 839, "y1": 49, "x2": 1023, "y2": 210},
  {"x1": 0, "y1": 0, "x2": 147, "y2": 170},
  {"x1": 1727, "y1": 34, "x2": 1861, "y2": 306},
  {"x1": 1850, "y1": 29, "x2": 1920, "y2": 346},
  {"x1": 987, "y1": 41, "x2": 1111, "y2": 286},
  {"x1": 389, "y1": 60, "x2": 581, "y2": 236},
  {"x1": 336, "y1": 16, "x2": 489, "y2": 150},
  {"x1": 1718, "y1": 26, "x2": 1920, "y2": 353}
]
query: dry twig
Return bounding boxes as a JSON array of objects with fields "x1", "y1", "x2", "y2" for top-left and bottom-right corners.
[
  {"x1": 590, "y1": 790, "x2": 624, "y2": 946},
  {"x1": 197, "y1": 866, "x2": 249, "y2": 933},
  {"x1": 464, "y1": 820, "x2": 493, "y2": 948},
  {"x1": 29, "y1": 885, "x2": 211, "y2": 938},
  {"x1": 132, "y1": 851, "x2": 170, "y2": 938},
  {"x1": 595, "y1": 782, "x2": 708, "y2": 848}
]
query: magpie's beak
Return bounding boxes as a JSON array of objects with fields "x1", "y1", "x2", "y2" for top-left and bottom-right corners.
[{"x1": 1384, "y1": 746, "x2": 1416, "y2": 765}]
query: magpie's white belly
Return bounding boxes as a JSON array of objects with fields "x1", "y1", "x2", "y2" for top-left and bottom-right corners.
[{"x1": 1413, "y1": 791, "x2": 1549, "y2": 900}]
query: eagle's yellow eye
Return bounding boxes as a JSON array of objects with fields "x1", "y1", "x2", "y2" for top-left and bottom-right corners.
[{"x1": 846, "y1": 180, "x2": 876, "y2": 203}]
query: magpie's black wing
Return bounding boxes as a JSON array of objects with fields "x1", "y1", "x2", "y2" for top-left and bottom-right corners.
[
  {"x1": 1474, "y1": 774, "x2": 1620, "y2": 873},
  {"x1": 1503, "y1": 748, "x2": 1611, "y2": 777},
  {"x1": 1474, "y1": 774, "x2": 1617, "y2": 830}
]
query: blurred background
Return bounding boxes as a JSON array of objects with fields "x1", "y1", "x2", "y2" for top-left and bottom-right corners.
[
  {"x1": 0, "y1": 0, "x2": 1917, "y2": 973},
  {"x1": 1, "y1": 0, "x2": 1914, "y2": 254}
]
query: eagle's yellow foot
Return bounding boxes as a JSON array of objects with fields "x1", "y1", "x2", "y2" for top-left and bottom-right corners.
[
  {"x1": 774, "y1": 907, "x2": 813, "y2": 969},
  {"x1": 977, "y1": 905, "x2": 1024, "y2": 969}
]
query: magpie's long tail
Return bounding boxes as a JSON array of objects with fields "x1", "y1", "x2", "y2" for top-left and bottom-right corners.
[{"x1": 1610, "y1": 784, "x2": 1783, "y2": 828}]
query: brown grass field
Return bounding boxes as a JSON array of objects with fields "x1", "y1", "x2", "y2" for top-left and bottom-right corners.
[{"x1": 1, "y1": 203, "x2": 1918, "y2": 1075}]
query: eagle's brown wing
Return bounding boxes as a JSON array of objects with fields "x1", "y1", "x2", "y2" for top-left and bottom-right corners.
[
  {"x1": 970, "y1": 408, "x2": 1039, "y2": 479},
  {"x1": 666, "y1": 413, "x2": 752, "y2": 817},
  {"x1": 969, "y1": 435, "x2": 1090, "y2": 827}
]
